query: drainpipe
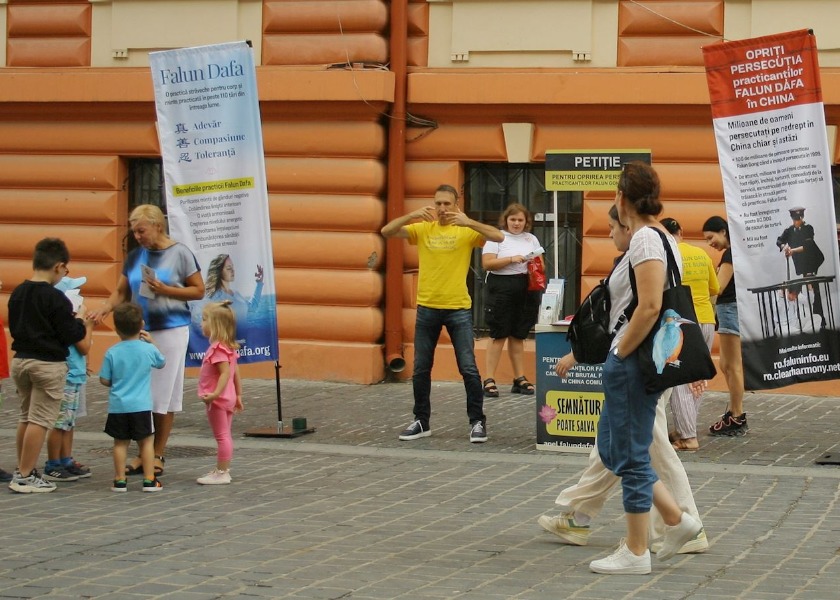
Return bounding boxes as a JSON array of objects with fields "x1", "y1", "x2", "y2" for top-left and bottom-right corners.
[{"x1": 383, "y1": 0, "x2": 408, "y2": 374}]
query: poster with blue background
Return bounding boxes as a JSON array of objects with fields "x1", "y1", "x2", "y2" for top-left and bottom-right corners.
[{"x1": 150, "y1": 41, "x2": 278, "y2": 366}]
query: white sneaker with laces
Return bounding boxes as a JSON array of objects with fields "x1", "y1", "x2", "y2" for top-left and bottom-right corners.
[
  {"x1": 197, "y1": 469, "x2": 232, "y2": 485},
  {"x1": 9, "y1": 469, "x2": 57, "y2": 494},
  {"x1": 657, "y1": 512, "x2": 703, "y2": 561},
  {"x1": 650, "y1": 528, "x2": 708, "y2": 555},
  {"x1": 469, "y1": 422, "x2": 487, "y2": 443},
  {"x1": 589, "y1": 539, "x2": 651, "y2": 575},
  {"x1": 537, "y1": 513, "x2": 591, "y2": 546},
  {"x1": 398, "y1": 420, "x2": 431, "y2": 441}
]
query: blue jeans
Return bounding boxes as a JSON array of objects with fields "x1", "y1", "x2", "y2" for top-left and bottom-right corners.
[
  {"x1": 412, "y1": 306, "x2": 485, "y2": 427},
  {"x1": 597, "y1": 351, "x2": 660, "y2": 513}
]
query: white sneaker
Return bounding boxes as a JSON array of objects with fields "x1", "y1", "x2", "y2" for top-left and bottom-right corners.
[
  {"x1": 657, "y1": 513, "x2": 703, "y2": 561},
  {"x1": 9, "y1": 469, "x2": 57, "y2": 494},
  {"x1": 197, "y1": 469, "x2": 232, "y2": 485},
  {"x1": 650, "y1": 528, "x2": 708, "y2": 555},
  {"x1": 589, "y1": 539, "x2": 651, "y2": 575},
  {"x1": 537, "y1": 513, "x2": 591, "y2": 546}
]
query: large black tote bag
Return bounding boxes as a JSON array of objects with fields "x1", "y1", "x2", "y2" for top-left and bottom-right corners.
[{"x1": 630, "y1": 228, "x2": 717, "y2": 394}]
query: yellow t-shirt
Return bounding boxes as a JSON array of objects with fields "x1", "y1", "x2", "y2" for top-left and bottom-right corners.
[
  {"x1": 678, "y1": 242, "x2": 720, "y2": 324},
  {"x1": 406, "y1": 221, "x2": 484, "y2": 309}
]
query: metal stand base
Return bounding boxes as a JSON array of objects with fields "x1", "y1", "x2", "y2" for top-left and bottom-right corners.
[
  {"x1": 815, "y1": 452, "x2": 840, "y2": 465},
  {"x1": 243, "y1": 361, "x2": 315, "y2": 438},
  {"x1": 245, "y1": 424, "x2": 316, "y2": 439}
]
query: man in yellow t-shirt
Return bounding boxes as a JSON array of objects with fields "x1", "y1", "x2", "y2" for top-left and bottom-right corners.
[{"x1": 382, "y1": 184, "x2": 504, "y2": 443}]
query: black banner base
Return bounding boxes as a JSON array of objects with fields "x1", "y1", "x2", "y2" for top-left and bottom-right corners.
[
  {"x1": 815, "y1": 452, "x2": 840, "y2": 465},
  {"x1": 244, "y1": 425, "x2": 316, "y2": 438}
]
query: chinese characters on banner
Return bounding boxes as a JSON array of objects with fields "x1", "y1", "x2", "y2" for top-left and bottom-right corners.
[
  {"x1": 150, "y1": 42, "x2": 279, "y2": 366},
  {"x1": 703, "y1": 29, "x2": 840, "y2": 389}
]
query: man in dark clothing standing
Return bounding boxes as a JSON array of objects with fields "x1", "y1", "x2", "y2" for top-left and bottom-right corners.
[{"x1": 776, "y1": 207, "x2": 825, "y2": 325}]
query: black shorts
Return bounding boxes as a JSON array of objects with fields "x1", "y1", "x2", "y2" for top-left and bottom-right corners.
[
  {"x1": 104, "y1": 411, "x2": 155, "y2": 441},
  {"x1": 484, "y1": 273, "x2": 541, "y2": 340}
]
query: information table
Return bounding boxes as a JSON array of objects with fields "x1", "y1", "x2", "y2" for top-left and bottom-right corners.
[{"x1": 535, "y1": 324, "x2": 604, "y2": 452}]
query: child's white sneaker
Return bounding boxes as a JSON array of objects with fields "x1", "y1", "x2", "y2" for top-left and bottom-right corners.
[{"x1": 197, "y1": 469, "x2": 231, "y2": 485}]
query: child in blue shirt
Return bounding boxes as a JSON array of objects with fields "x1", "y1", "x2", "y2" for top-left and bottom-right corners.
[
  {"x1": 100, "y1": 303, "x2": 166, "y2": 492},
  {"x1": 44, "y1": 276, "x2": 94, "y2": 482}
]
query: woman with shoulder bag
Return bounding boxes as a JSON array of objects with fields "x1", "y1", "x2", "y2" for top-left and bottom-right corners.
[
  {"x1": 588, "y1": 162, "x2": 702, "y2": 575},
  {"x1": 481, "y1": 203, "x2": 543, "y2": 397}
]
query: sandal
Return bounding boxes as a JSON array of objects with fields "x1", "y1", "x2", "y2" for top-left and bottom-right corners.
[
  {"x1": 672, "y1": 438, "x2": 699, "y2": 452},
  {"x1": 511, "y1": 376, "x2": 535, "y2": 395},
  {"x1": 483, "y1": 378, "x2": 499, "y2": 398},
  {"x1": 125, "y1": 459, "x2": 143, "y2": 476},
  {"x1": 154, "y1": 455, "x2": 165, "y2": 477}
]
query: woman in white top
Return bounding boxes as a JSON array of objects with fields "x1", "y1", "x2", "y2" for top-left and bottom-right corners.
[
  {"x1": 588, "y1": 162, "x2": 702, "y2": 575},
  {"x1": 481, "y1": 203, "x2": 543, "y2": 397}
]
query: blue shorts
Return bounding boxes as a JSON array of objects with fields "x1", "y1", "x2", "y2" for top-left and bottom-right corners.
[
  {"x1": 716, "y1": 302, "x2": 740, "y2": 335},
  {"x1": 54, "y1": 382, "x2": 82, "y2": 431}
]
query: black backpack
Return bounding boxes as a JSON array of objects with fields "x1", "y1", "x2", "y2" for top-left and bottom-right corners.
[{"x1": 567, "y1": 255, "x2": 628, "y2": 365}]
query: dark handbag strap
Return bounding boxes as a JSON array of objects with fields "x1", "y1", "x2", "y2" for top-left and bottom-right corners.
[{"x1": 626, "y1": 227, "x2": 682, "y2": 319}]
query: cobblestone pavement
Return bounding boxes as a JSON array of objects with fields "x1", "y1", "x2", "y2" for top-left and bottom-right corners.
[{"x1": 1, "y1": 378, "x2": 840, "y2": 599}]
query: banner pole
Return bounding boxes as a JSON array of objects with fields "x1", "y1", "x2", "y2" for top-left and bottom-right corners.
[
  {"x1": 553, "y1": 191, "x2": 559, "y2": 280},
  {"x1": 245, "y1": 360, "x2": 315, "y2": 438}
]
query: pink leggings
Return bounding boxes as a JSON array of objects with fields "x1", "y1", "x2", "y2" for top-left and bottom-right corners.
[{"x1": 206, "y1": 406, "x2": 234, "y2": 462}]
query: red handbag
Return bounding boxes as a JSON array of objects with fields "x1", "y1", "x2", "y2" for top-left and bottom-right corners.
[{"x1": 527, "y1": 255, "x2": 547, "y2": 292}]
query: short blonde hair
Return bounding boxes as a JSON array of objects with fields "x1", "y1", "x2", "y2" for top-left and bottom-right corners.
[
  {"x1": 129, "y1": 204, "x2": 166, "y2": 230},
  {"x1": 202, "y1": 301, "x2": 240, "y2": 350}
]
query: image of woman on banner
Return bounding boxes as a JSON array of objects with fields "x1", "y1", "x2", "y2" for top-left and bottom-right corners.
[
  {"x1": 204, "y1": 253, "x2": 264, "y2": 340},
  {"x1": 91, "y1": 204, "x2": 204, "y2": 478},
  {"x1": 481, "y1": 203, "x2": 543, "y2": 398},
  {"x1": 188, "y1": 252, "x2": 276, "y2": 365}
]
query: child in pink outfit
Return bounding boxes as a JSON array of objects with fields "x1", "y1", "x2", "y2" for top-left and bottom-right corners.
[{"x1": 197, "y1": 300, "x2": 243, "y2": 485}]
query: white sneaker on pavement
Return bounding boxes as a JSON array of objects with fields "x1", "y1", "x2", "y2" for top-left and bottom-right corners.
[
  {"x1": 589, "y1": 539, "x2": 651, "y2": 575},
  {"x1": 197, "y1": 469, "x2": 232, "y2": 485},
  {"x1": 657, "y1": 512, "x2": 703, "y2": 561},
  {"x1": 537, "y1": 513, "x2": 591, "y2": 546},
  {"x1": 9, "y1": 469, "x2": 57, "y2": 493},
  {"x1": 650, "y1": 528, "x2": 708, "y2": 555}
]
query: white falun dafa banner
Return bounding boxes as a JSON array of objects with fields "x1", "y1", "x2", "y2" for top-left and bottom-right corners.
[
  {"x1": 704, "y1": 29, "x2": 840, "y2": 389},
  {"x1": 149, "y1": 41, "x2": 279, "y2": 366}
]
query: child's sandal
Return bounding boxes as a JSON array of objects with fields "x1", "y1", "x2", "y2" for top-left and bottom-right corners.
[
  {"x1": 511, "y1": 376, "x2": 535, "y2": 395},
  {"x1": 483, "y1": 378, "x2": 499, "y2": 398},
  {"x1": 154, "y1": 455, "x2": 165, "y2": 477}
]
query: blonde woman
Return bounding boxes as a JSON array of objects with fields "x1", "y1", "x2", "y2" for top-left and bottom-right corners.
[{"x1": 92, "y1": 204, "x2": 204, "y2": 476}]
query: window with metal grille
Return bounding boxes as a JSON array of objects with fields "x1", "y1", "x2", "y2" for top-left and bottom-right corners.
[
  {"x1": 126, "y1": 158, "x2": 166, "y2": 253},
  {"x1": 465, "y1": 163, "x2": 583, "y2": 336}
]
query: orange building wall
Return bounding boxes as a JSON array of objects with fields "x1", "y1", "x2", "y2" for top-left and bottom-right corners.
[
  {"x1": 6, "y1": 0, "x2": 91, "y2": 67},
  {"x1": 0, "y1": 68, "x2": 394, "y2": 384},
  {"x1": 617, "y1": 0, "x2": 724, "y2": 67},
  {"x1": 261, "y1": 0, "x2": 428, "y2": 67},
  {"x1": 3, "y1": 2, "x2": 840, "y2": 394}
]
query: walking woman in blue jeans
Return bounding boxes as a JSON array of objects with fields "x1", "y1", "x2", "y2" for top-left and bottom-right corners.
[{"x1": 589, "y1": 162, "x2": 703, "y2": 575}]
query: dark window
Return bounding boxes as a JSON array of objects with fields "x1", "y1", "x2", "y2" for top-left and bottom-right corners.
[
  {"x1": 126, "y1": 158, "x2": 166, "y2": 253},
  {"x1": 464, "y1": 163, "x2": 583, "y2": 336}
]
